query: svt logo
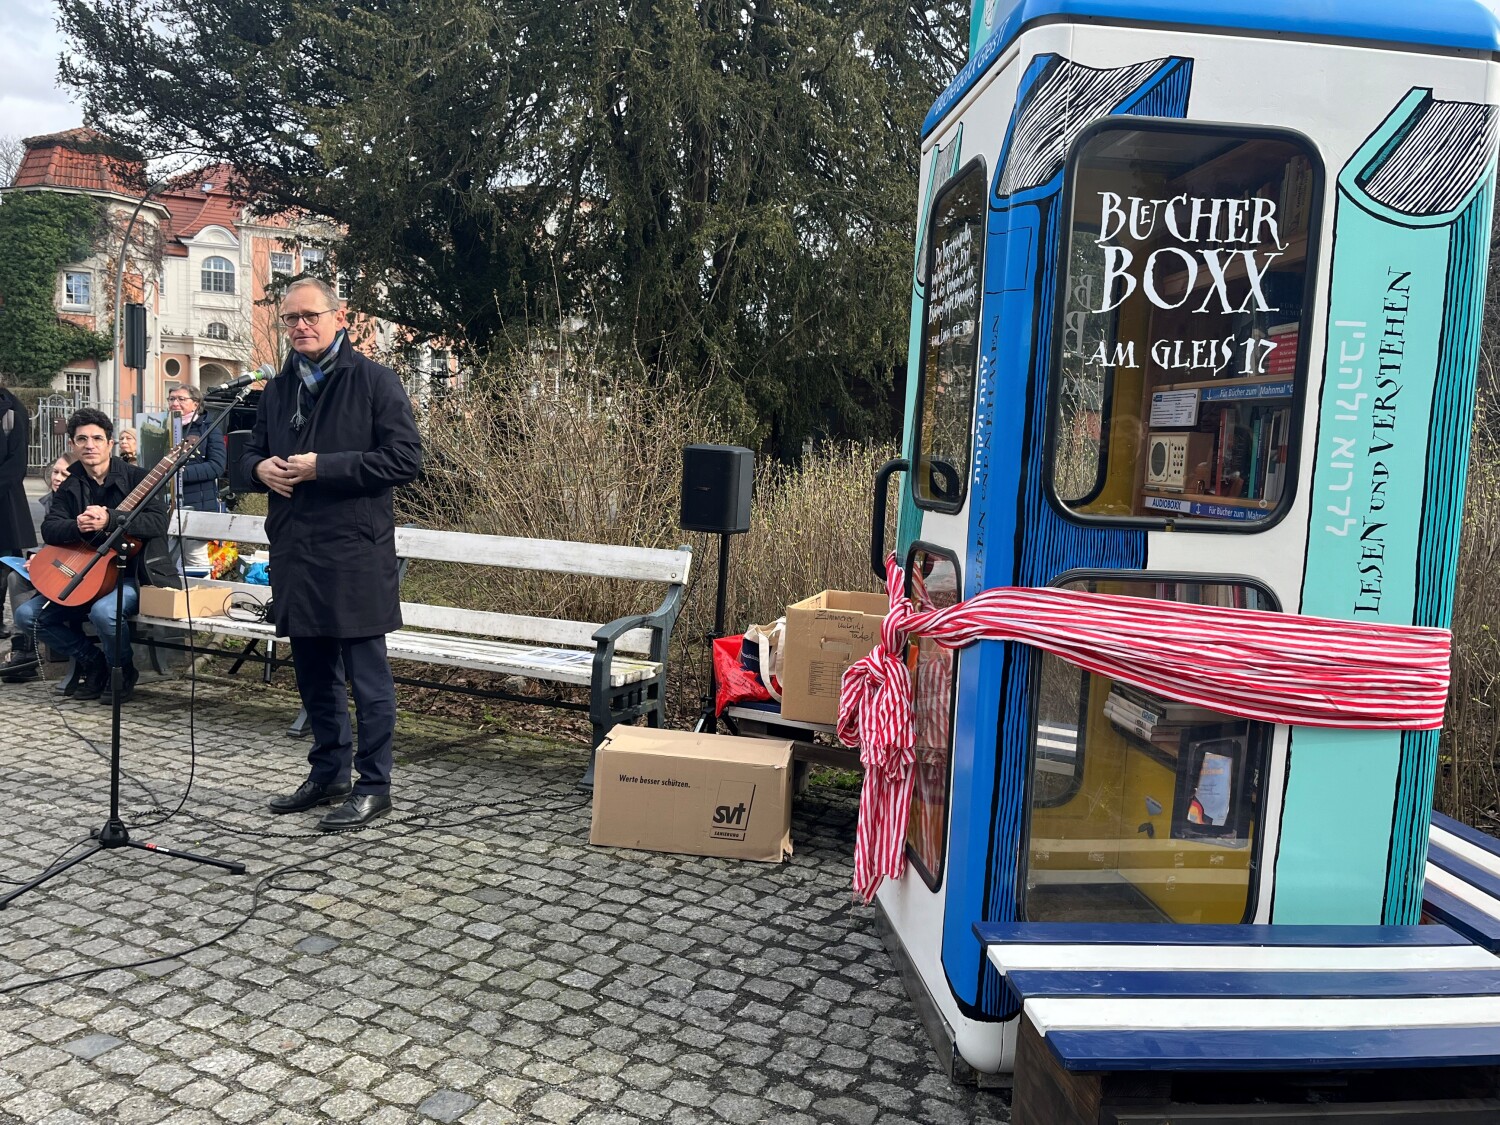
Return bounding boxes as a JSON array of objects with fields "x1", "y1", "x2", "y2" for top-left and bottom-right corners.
[
  {"x1": 710, "y1": 781, "x2": 757, "y2": 840},
  {"x1": 714, "y1": 802, "x2": 748, "y2": 826}
]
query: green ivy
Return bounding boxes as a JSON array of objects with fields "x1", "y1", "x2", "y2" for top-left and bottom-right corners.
[{"x1": 0, "y1": 191, "x2": 113, "y2": 386}]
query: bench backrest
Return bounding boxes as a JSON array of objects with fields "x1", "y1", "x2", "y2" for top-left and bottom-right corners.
[
  {"x1": 975, "y1": 920, "x2": 1500, "y2": 1072},
  {"x1": 171, "y1": 510, "x2": 690, "y2": 654},
  {"x1": 1427, "y1": 811, "x2": 1500, "y2": 954}
]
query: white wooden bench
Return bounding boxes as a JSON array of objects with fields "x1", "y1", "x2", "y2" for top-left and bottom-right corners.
[
  {"x1": 1426, "y1": 811, "x2": 1500, "y2": 954},
  {"x1": 135, "y1": 511, "x2": 692, "y2": 785},
  {"x1": 975, "y1": 919, "x2": 1500, "y2": 1124}
]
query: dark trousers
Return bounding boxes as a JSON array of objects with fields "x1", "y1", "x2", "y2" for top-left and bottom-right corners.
[{"x1": 290, "y1": 634, "x2": 396, "y2": 795}]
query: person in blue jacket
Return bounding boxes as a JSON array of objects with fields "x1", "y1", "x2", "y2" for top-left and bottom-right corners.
[
  {"x1": 239, "y1": 277, "x2": 422, "y2": 830},
  {"x1": 167, "y1": 383, "x2": 226, "y2": 571}
]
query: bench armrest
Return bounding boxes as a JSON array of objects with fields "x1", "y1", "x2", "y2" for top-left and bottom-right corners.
[{"x1": 591, "y1": 581, "x2": 687, "y2": 662}]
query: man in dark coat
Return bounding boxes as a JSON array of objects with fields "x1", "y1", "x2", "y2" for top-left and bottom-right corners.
[
  {"x1": 15, "y1": 408, "x2": 176, "y2": 702},
  {"x1": 240, "y1": 277, "x2": 422, "y2": 830},
  {"x1": 0, "y1": 383, "x2": 36, "y2": 632}
]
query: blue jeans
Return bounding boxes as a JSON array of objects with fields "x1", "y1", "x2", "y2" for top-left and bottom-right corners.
[{"x1": 15, "y1": 580, "x2": 139, "y2": 668}]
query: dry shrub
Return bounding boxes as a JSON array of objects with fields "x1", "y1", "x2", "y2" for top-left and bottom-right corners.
[
  {"x1": 395, "y1": 346, "x2": 892, "y2": 725},
  {"x1": 1442, "y1": 402, "x2": 1500, "y2": 830}
]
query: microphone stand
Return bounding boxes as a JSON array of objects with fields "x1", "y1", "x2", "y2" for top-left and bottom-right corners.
[{"x1": 0, "y1": 388, "x2": 254, "y2": 910}]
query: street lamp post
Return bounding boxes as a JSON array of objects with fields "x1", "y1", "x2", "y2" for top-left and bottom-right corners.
[{"x1": 109, "y1": 187, "x2": 166, "y2": 423}]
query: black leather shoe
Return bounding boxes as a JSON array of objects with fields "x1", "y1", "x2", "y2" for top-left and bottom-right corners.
[
  {"x1": 268, "y1": 778, "x2": 353, "y2": 815},
  {"x1": 72, "y1": 655, "x2": 111, "y2": 702},
  {"x1": 98, "y1": 664, "x2": 139, "y2": 704},
  {"x1": 318, "y1": 793, "x2": 392, "y2": 831}
]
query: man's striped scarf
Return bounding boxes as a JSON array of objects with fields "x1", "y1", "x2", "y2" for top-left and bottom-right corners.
[{"x1": 291, "y1": 330, "x2": 346, "y2": 430}]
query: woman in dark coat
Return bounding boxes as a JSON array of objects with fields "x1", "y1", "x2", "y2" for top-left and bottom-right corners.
[{"x1": 0, "y1": 385, "x2": 36, "y2": 632}]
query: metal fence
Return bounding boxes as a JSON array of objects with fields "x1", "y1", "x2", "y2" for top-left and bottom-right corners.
[{"x1": 27, "y1": 393, "x2": 82, "y2": 474}]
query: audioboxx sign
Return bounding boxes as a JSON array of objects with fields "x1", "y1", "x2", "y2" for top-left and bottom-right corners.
[{"x1": 589, "y1": 727, "x2": 794, "y2": 862}]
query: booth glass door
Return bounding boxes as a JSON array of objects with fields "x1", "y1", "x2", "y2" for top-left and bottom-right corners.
[{"x1": 1022, "y1": 575, "x2": 1274, "y2": 924}]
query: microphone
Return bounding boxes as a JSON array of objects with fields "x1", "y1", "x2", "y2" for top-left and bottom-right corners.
[{"x1": 214, "y1": 364, "x2": 276, "y2": 392}]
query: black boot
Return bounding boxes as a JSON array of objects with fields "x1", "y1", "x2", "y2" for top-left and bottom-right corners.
[
  {"x1": 0, "y1": 638, "x2": 38, "y2": 683},
  {"x1": 97, "y1": 662, "x2": 139, "y2": 704},
  {"x1": 72, "y1": 651, "x2": 111, "y2": 702}
]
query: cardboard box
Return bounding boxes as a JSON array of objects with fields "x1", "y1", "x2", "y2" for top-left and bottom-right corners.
[
  {"x1": 779, "y1": 590, "x2": 889, "y2": 725},
  {"x1": 589, "y1": 727, "x2": 793, "y2": 862},
  {"x1": 138, "y1": 584, "x2": 231, "y2": 620}
]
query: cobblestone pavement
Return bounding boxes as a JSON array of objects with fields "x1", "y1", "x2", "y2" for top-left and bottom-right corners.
[{"x1": 0, "y1": 673, "x2": 1011, "y2": 1124}]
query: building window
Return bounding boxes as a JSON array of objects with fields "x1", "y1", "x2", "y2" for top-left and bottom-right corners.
[
  {"x1": 205, "y1": 322, "x2": 230, "y2": 341},
  {"x1": 165, "y1": 358, "x2": 181, "y2": 378},
  {"x1": 63, "y1": 271, "x2": 92, "y2": 309},
  {"x1": 301, "y1": 247, "x2": 326, "y2": 275},
  {"x1": 1049, "y1": 122, "x2": 1321, "y2": 529},
  {"x1": 201, "y1": 256, "x2": 236, "y2": 294},
  {"x1": 336, "y1": 271, "x2": 354, "y2": 300},
  {"x1": 65, "y1": 371, "x2": 92, "y2": 405},
  {"x1": 270, "y1": 251, "x2": 294, "y2": 276}
]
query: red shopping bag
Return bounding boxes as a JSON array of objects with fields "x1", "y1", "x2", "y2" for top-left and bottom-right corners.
[{"x1": 712, "y1": 634, "x2": 772, "y2": 715}]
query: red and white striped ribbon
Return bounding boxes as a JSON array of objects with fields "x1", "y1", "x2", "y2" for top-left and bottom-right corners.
[{"x1": 837, "y1": 556, "x2": 1453, "y2": 902}]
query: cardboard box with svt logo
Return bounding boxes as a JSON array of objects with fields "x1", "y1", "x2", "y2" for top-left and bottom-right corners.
[
  {"x1": 779, "y1": 589, "x2": 888, "y2": 725},
  {"x1": 589, "y1": 727, "x2": 793, "y2": 862}
]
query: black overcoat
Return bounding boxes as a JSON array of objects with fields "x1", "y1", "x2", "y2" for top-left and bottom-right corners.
[
  {"x1": 0, "y1": 389, "x2": 36, "y2": 557},
  {"x1": 239, "y1": 340, "x2": 422, "y2": 638}
]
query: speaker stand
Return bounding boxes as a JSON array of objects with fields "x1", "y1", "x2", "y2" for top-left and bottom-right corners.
[{"x1": 693, "y1": 531, "x2": 734, "y2": 735}]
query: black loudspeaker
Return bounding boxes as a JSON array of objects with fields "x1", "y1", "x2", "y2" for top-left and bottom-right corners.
[
  {"x1": 681, "y1": 444, "x2": 753, "y2": 534},
  {"x1": 226, "y1": 430, "x2": 257, "y2": 492}
]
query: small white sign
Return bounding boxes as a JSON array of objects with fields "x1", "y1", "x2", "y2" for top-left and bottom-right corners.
[{"x1": 1150, "y1": 389, "x2": 1199, "y2": 427}]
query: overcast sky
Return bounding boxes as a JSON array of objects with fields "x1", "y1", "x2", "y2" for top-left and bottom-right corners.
[{"x1": 0, "y1": 0, "x2": 84, "y2": 141}]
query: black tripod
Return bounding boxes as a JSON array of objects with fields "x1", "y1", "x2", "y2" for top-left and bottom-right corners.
[
  {"x1": 693, "y1": 530, "x2": 736, "y2": 735},
  {"x1": 1, "y1": 399, "x2": 251, "y2": 909}
]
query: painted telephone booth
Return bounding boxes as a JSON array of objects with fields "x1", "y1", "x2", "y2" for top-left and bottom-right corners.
[{"x1": 875, "y1": 0, "x2": 1500, "y2": 1076}]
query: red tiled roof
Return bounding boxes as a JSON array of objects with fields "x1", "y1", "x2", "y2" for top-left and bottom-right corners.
[
  {"x1": 156, "y1": 165, "x2": 248, "y2": 256},
  {"x1": 10, "y1": 128, "x2": 145, "y2": 194}
]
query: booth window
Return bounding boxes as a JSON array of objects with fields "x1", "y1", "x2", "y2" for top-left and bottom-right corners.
[
  {"x1": 1022, "y1": 574, "x2": 1273, "y2": 925},
  {"x1": 1049, "y1": 124, "x2": 1322, "y2": 528},
  {"x1": 905, "y1": 546, "x2": 960, "y2": 890},
  {"x1": 913, "y1": 158, "x2": 986, "y2": 510}
]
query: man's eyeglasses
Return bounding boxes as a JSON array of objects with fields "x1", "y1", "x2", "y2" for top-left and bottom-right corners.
[{"x1": 280, "y1": 309, "x2": 335, "y2": 327}]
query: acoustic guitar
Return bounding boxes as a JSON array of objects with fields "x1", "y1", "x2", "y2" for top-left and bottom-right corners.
[{"x1": 30, "y1": 433, "x2": 204, "y2": 607}]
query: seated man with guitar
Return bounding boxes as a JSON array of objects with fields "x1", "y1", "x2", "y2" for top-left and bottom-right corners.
[{"x1": 15, "y1": 409, "x2": 176, "y2": 703}]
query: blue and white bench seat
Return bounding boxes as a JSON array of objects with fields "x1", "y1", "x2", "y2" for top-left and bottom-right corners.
[
  {"x1": 974, "y1": 921, "x2": 1500, "y2": 1072},
  {"x1": 1426, "y1": 811, "x2": 1500, "y2": 953}
]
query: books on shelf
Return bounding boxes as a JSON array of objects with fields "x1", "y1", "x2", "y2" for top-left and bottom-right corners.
[
  {"x1": 1263, "y1": 321, "x2": 1300, "y2": 375},
  {"x1": 1281, "y1": 154, "x2": 1315, "y2": 237},
  {"x1": 1104, "y1": 682, "x2": 1227, "y2": 753}
]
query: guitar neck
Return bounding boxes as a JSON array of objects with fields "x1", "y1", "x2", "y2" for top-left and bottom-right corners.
[{"x1": 118, "y1": 433, "x2": 202, "y2": 512}]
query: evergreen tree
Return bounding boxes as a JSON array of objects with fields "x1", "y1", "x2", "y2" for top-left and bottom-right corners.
[{"x1": 58, "y1": 0, "x2": 966, "y2": 448}]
